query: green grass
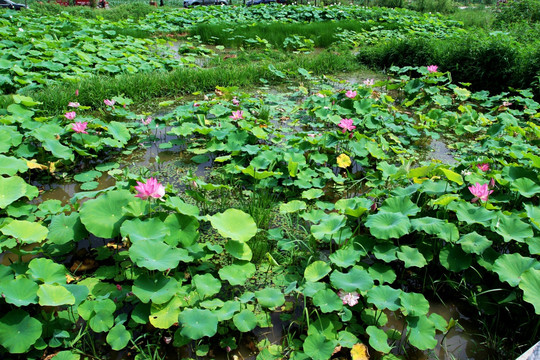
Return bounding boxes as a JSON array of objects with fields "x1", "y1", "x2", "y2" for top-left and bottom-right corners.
[
  {"x1": 30, "y1": 2, "x2": 159, "y2": 21},
  {"x1": 449, "y1": 7, "x2": 495, "y2": 29},
  {"x1": 0, "y1": 50, "x2": 359, "y2": 115}
]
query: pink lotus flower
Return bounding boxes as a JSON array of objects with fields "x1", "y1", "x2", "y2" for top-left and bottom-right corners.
[
  {"x1": 75, "y1": 89, "x2": 79, "y2": 97},
  {"x1": 338, "y1": 290, "x2": 360, "y2": 306},
  {"x1": 468, "y1": 182, "x2": 493, "y2": 203},
  {"x1": 363, "y1": 78, "x2": 374, "y2": 86},
  {"x1": 193, "y1": 103, "x2": 200, "y2": 107},
  {"x1": 338, "y1": 118, "x2": 356, "y2": 133},
  {"x1": 345, "y1": 90, "x2": 357, "y2": 99},
  {"x1": 489, "y1": 178, "x2": 496, "y2": 188},
  {"x1": 104, "y1": 99, "x2": 115, "y2": 106},
  {"x1": 316, "y1": 93, "x2": 325, "y2": 98},
  {"x1": 65, "y1": 111, "x2": 76, "y2": 120},
  {"x1": 72, "y1": 122, "x2": 88, "y2": 134},
  {"x1": 141, "y1": 116, "x2": 152, "y2": 125},
  {"x1": 68, "y1": 102, "x2": 80, "y2": 108},
  {"x1": 230, "y1": 110, "x2": 243, "y2": 120},
  {"x1": 477, "y1": 163, "x2": 490, "y2": 172},
  {"x1": 232, "y1": 97, "x2": 239, "y2": 106},
  {"x1": 502, "y1": 101, "x2": 512, "y2": 107},
  {"x1": 134, "y1": 177, "x2": 165, "y2": 200},
  {"x1": 427, "y1": 65, "x2": 438, "y2": 73}
]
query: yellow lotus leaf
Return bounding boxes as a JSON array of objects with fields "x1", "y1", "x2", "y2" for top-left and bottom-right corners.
[
  {"x1": 351, "y1": 343, "x2": 369, "y2": 360},
  {"x1": 49, "y1": 161, "x2": 58, "y2": 174},
  {"x1": 337, "y1": 154, "x2": 351, "y2": 169},
  {"x1": 26, "y1": 159, "x2": 47, "y2": 170}
]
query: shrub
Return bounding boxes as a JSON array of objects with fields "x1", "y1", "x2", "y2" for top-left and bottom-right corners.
[{"x1": 495, "y1": 0, "x2": 540, "y2": 24}]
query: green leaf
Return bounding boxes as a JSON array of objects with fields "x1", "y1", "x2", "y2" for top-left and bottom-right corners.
[
  {"x1": 330, "y1": 266, "x2": 374, "y2": 292},
  {"x1": 334, "y1": 197, "x2": 372, "y2": 217},
  {"x1": 218, "y1": 261, "x2": 256, "y2": 286},
  {"x1": 0, "y1": 310, "x2": 42, "y2": 354},
  {"x1": 51, "y1": 351, "x2": 80, "y2": 360},
  {"x1": 439, "y1": 168, "x2": 464, "y2": 185},
  {"x1": 312, "y1": 289, "x2": 343, "y2": 313},
  {"x1": 396, "y1": 246, "x2": 427, "y2": 268},
  {"x1": 399, "y1": 292, "x2": 429, "y2": 316},
  {"x1": 1, "y1": 219, "x2": 48, "y2": 244},
  {"x1": 129, "y1": 239, "x2": 189, "y2": 271},
  {"x1": 132, "y1": 274, "x2": 179, "y2": 304},
  {"x1": 366, "y1": 326, "x2": 392, "y2": 353},
  {"x1": 303, "y1": 333, "x2": 337, "y2": 360},
  {"x1": 79, "y1": 190, "x2": 134, "y2": 238},
  {"x1": 37, "y1": 284, "x2": 75, "y2": 306},
  {"x1": 0, "y1": 176, "x2": 27, "y2": 208},
  {"x1": 491, "y1": 213, "x2": 533, "y2": 243},
  {"x1": 209, "y1": 209, "x2": 257, "y2": 242},
  {"x1": 48, "y1": 213, "x2": 88, "y2": 245},
  {"x1": 302, "y1": 188, "x2": 324, "y2": 200},
  {"x1": 365, "y1": 212, "x2": 411, "y2": 239},
  {"x1": 407, "y1": 316, "x2": 437, "y2": 350},
  {"x1": 225, "y1": 240, "x2": 252, "y2": 261},
  {"x1": 120, "y1": 218, "x2": 170, "y2": 242},
  {"x1": 511, "y1": 178, "x2": 540, "y2": 198},
  {"x1": 0, "y1": 277, "x2": 38, "y2": 306},
  {"x1": 150, "y1": 297, "x2": 185, "y2": 329},
  {"x1": 179, "y1": 309, "x2": 218, "y2": 339},
  {"x1": 493, "y1": 253, "x2": 537, "y2": 287},
  {"x1": 73, "y1": 170, "x2": 102, "y2": 183},
  {"x1": 311, "y1": 213, "x2": 347, "y2": 240},
  {"x1": 27, "y1": 258, "x2": 66, "y2": 284},
  {"x1": 233, "y1": 310, "x2": 257, "y2": 332},
  {"x1": 279, "y1": 200, "x2": 307, "y2": 214},
  {"x1": 380, "y1": 196, "x2": 420, "y2": 216},
  {"x1": 193, "y1": 273, "x2": 221, "y2": 299},
  {"x1": 329, "y1": 247, "x2": 361, "y2": 268},
  {"x1": 215, "y1": 300, "x2": 240, "y2": 321},
  {"x1": 519, "y1": 268, "x2": 540, "y2": 314},
  {"x1": 304, "y1": 261, "x2": 332, "y2": 282},
  {"x1": 367, "y1": 285, "x2": 401, "y2": 311},
  {"x1": 448, "y1": 201, "x2": 495, "y2": 226},
  {"x1": 439, "y1": 244, "x2": 472, "y2": 272},
  {"x1": 0, "y1": 155, "x2": 27, "y2": 176},
  {"x1": 457, "y1": 232, "x2": 492, "y2": 255},
  {"x1": 255, "y1": 287, "x2": 285, "y2": 308},
  {"x1": 108, "y1": 121, "x2": 130, "y2": 144},
  {"x1": 106, "y1": 324, "x2": 131, "y2": 351}
]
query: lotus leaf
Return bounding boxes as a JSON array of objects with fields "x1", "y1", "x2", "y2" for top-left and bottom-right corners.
[
  {"x1": 78, "y1": 299, "x2": 116, "y2": 333},
  {"x1": 51, "y1": 351, "x2": 80, "y2": 360},
  {"x1": 457, "y1": 231, "x2": 492, "y2": 255},
  {"x1": 334, "y1": 197, "x2": 372, "y2": 217},
  {"x1": 218, "y1": 261, "x2": 256, "y2": 285},
  {"x1": 215, "y1": 300, "x2": 241, "y2": 321},
  {"x1": 48, "y1": 213, "x2": 88, "y2": 245},
  {"x1": 129, "y1": 239, "x2": 190, "y2": 271},
  {"x1": 365, "y1": 212, "x2": 411, "y2": 239},
  {"x1": 150, "y1": 297, "x2": 185, "y2": 329},
  {"x1": 179, "y1": 309, "x2": 218, "y2": 339},
  {"x1": 312, "y1": 289, "x2": 343, "y2": 313},
  {"x1": 27, "y1": 258, "x2": 66, "y2": 284},
  {"x1": 280, "y1": 200, "x2": 307, "y2": 214},
  {"x1": 0, "y1": 155, "x2": 27, "y2": 176},
  {"x1": 233, "y1": 310, "x2": 258, "y2": 332},
  {"x1": 0, "y1": 277, "x2": 38, "y2": 306},
  {"x1": 208, "y1": 209, "x2": 257, "y2": 242},
  {"x1": 380, "y1": 196, "x2": 420, "y2": 216},
  {"x1": 163, "y1": 213, "x2": 199, "y2": 247},
  {"x1": 407, "y1": 316, "x2": 437, "y2": 350},
  {"x1": 121, "y1": 218, "x2": 170, "y2": 242},
  {"x1": 367, "y1": 263, "x2": 396, "y2": 284},
  {"x1": 397, "y1": 246, "x2": 427, "y2": 268},
  {"x1": 493, "y1": 253, "x2": 537, "y2": 287},
  {"x1": 511, "y1": 178, "x2": 540, "y2": 198},
  {"x1": 303, "y1": 333, "x2": 337, "y2": 360},
  {"x1": 79, "y1": 190, "x2": 134, "y2": 238},
  {"x1": 225, "y1": 240, "x2": 253, "y2": 261},
  {"x1": 304, "y1": 260, "x2": 332, "y2": 282},
  {"x1": 330, "y1": 266, "x2": 374, "y2": 292},
  {"x1": 367, "y1": 285, "x2": 401, "y2": 311},
  {"x1": 37, "y1": 284, "x2": 75, "y2": 306},
  {"x1": 372, "y1": 243, "x2": 399, "y2": 262},
  {"x1": 73, "y1": 170, "x2": 102, "y2": 183},
  {"x1": 491, "y1": 213, "x2": 533, "y2": 243},
  {"x1": 0, "y1": 310, "x2": 42, "y2": 354},
  {"x1": 366, "y1": 326, "x2": 392, "y2": 353},
  {"x1": 0, "y1": 176, "x2": 27, "y2": 208},
  {"x1": 106, "y1": 324, "x2": 131, "y2": 351},
  {"x1": 255, "y1": 287, "x2": 285, "y2": 308},
  {"x1": 448, "y1": 201, "x2": 495, "y2": 226},
  {"x1": 193, "y1": 273, "x2": 221, "y2": 299},
  {"x1": 399, "y1": 292, "x2": 429, "y2": 316},
  {"x1": 311, "y1": 213, "x2": 347, "y2": 240},
  {"x1": 519, "y1": 268, "x2": 540, "y2": 314},
  {"x1": 329, "y1": 247, "x2": 361, "y2": 268},
  {"x1": 1, "y1": 219, "x2": 48, "y2": 244},
  {"x1": 302, "y1": 188, "x2": 324, "y2": 200},
  {"x1": 166, "y1": 196, "x2": 200, "y2": 217},
  {"x1": 132, "y1": 274, "x2": 179, "y2": 304}
]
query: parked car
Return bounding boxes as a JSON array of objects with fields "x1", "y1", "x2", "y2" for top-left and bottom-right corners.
[
  {"x1": 55, "y1": 0, "x2": 108, "y2": 7},
  {"x1": 246, "y1": 0, "x2": 285, "y2": 6},
  {"x1": 0, "y1": 0, "x2": 28, "y2": 9},
  {"x1": 183, "y1": 0, "x2": 227, "y2": 7}
]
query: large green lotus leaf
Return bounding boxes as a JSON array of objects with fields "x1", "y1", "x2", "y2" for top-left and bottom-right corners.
[
  {"x1": 492, "y1": 253, "x2": 537, "y2": 287},
  {"x1": 366, "y1": 325, "x2": 392, "y2": 353},
  {"x1": 30, "y1": 124, "x2": 73, "y2": 161},
  {"x1": 166, "y1": 196, "x2": 200, "y2": 217},
  {"x1": 48, "y1": 212, "x2": 88, "y2": 245},
  {"x1": 457, "y1": 231, "x2": 492, "y2": 255},
  {"x1": 330, "y1": 266, "x2": 374, "y2": 292},
  {"x1": 304, "y1": 261, "x2": 332, "y2": 282},
  {"x1": 397, "y1": 246, "x2": 427, "y2": 268},
  {"x1": 312, "y1": 289, "x2": 343, "y2": 313},
  {"x1": 193, "y1": 273, "x2": 221, "y2": 299},
  {"x1": 0, "y1": 125, "x2": 23, "y2": 153},
  {"x1": 218, "y1": 261, "x2": 256, "y2": 285},
  {"x1": 132, "y1": 274, "x2": 179, "y2": 304},
  {"x1": 0, "y1": 176, "x2": 27, "y2": 208},
  {"x1": 233, "y1": 309, "x2": 257, "y2": 332},
  {"x1": 129, "y1": 239, "x2": 190, "y2": 271},
  {"x1": 439, "y1": 244, "x2": 472, "y2": 272},
  {"x1": 407, "y1": 316, "x2": 437, "y2": 350},
  {"x1": 511, "y1": 178, "x2": 540, "y2": 198},
  {"x1": 0, "y1": 309, "x2": 42, "y2": 354},
  {"x1": 334, "y1": 197, "x2": 372, "y2": 217},
  {"x1": 150, "y1": 297, "x2": 185, "y2": 329},
  {"x1": 225, "y1": 240, "x2": 252, "y2": 261},
  {"x1": 208, "y1": 209, "x2": 257, "y2": 242},
  {"x1": 120, "y1": 218, "x2": 170, "y2": 242},
  {"x1": 50, "y1": 351, "x2": 80, "y2": 360},
  {"x1": 0, "y1": 155, "x2": 27, "y2": 176},
  {"x1": 279, "y1": 200, "x2": 307, "y2": 214},
  {"x1": 303, "y1": 333, "x2": 337, "y2": 360},
  {"x1": 302, "y1": 188, "x2": 324, "y2": 200},
  {"x1": 329, "y1": 247, "x2": 361, "y2": 268},
  {"x1": 80, "y1": 190, "x2": 134, "y2": 238},
  {"x1": 399, "y1": 292, "x2": 429, "y2": 316},
  {"x1": 380, "y1": 196, "x2": 420, "y2": 217},
  {"x1": 90, "y1": 303, "x2": 116, "y2": 333},
  {"x1": 108, "y1": 121, "x2": 131, "y2": 144},
  {"x1": 368, "y1": 263, "x2": 397, "y2": 284},
  {"x1": 163, "y1": 213, "x2": 199, "y2": 248},
  {"x1": 311, "y1": 213, "x2": 347, "y2": 240},
  {"x1": 215, "y1": 300, "x2": 240, "y2": 321},
  {"x1": 526, "y1": 237, "x2": 540, "y2": 255},
  {"x1": 106, "y1": 324, "x2": 131, "y2": 351},
  {"x1": 365, "y1": 212, "x2": 411, "y2": 239},
  {"x1": 0, "y1": 277, "x2": 38, "y2": 306},
  {"x1": 255, "y1": 287, "x2": 285, "y2": 308},
  {"x1": 448, "y1": 201, "x2": 495, "y2": 226},
  {"x1": 367, "y1": 285, "x2": 401, "y2": 311},
  {"x1": 439, "y1": 168, "x2": 464, "y2": 185},
  {"x1": 524, "y1": 203, "x2": 540, "y2": 230},
  {"x1": 62, "y1": 284, "x2": 89, "y2": 306},
  {"x1": 519, "y1": 268, "x2": 540, "y2": 314},
  {"x1": 491, "y1": 213, "x2": 533, "y2": 243},
  {"x1": 179, "y1": 309, "x2": 218, "y2": 339},
  {"x1": 337, "y1": 330, "x2": 359, "y2": 348},
  {"x1": 27, "y1": 258, "x2": 66, "y2": 284},
  {"x1": 37, "y1": 284, "x2": 75, "y2": 306},
  {"x1": 411, "y1": 217, "x2": 445, "y2": 235},
  {"x1": 1, "y1": 219, "x2": 48, "y2": 244}
]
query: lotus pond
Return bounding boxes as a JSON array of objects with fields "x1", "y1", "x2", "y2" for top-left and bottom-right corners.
[{"x1": 1, "y1": 3, "x2": 539, "y2": 360}]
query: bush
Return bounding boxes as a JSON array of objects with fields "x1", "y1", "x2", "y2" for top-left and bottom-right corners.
[{"x1": 495, "y1": 0, "x2": 540, "y2": 24}]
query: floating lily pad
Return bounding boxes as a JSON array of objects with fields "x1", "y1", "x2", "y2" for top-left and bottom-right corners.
[
  {"x1": 74, "y1": 170, "x2": 102, "y2": 183},
  {"x1": 48, "y1": 213, "x2": 88, "y2": 245},
  {"x1": 407, "y1": 316, "x2": 437, "y2": 350},
  {"x1": 80, "y1": 190, "x2": 133, "y2": 238},
  {"x1": 312, "y1": 289, "x2": 343, "y2": 313},
  {"x1": 121, "y1": 218, "x2": 170, "y2": 242},
  {"x1": 400, "y1": 292, "x2": 429, "y2": 316},
  {"x1": 367, "y1": 285, "x2": 401, "y2": 311}
]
